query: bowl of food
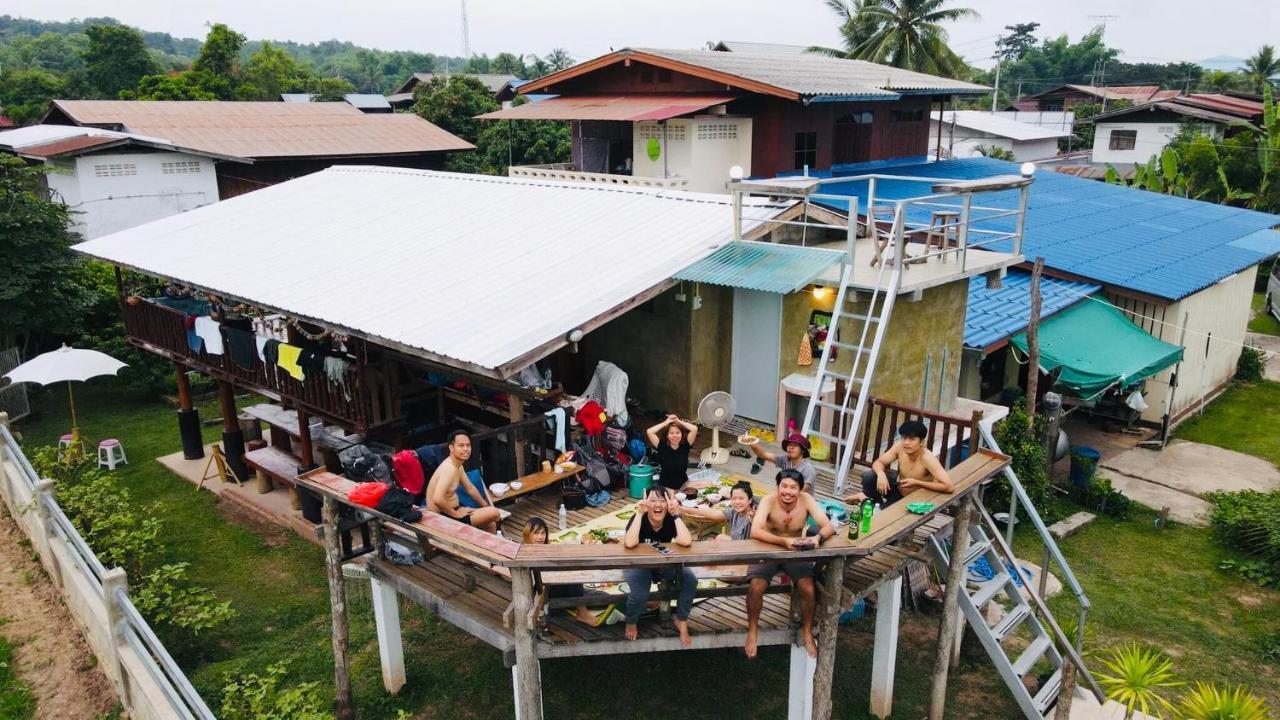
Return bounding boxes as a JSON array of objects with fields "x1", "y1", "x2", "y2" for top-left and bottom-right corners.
[
  {"x1": 675, "y1": 492, "x2": 688, "y2": 502},
  {"x1": 606, "y1": 529, "x2": 625, "y2": 542},
  {"x1": 681, "y1": 499, "x2": 698, "y2": 508},
  {"x1": 509, "y1": 481, "x2": 523, "y2": 491},
  {"x1": 489, "y1": 482, "x2": 509, "y2": 497},
  {"x1": 707, "y1": 493, "x2": 723, "y2": 504}
]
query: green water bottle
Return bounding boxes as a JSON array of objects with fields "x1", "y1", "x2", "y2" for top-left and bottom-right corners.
[
  {"x1": 846, "y1": 504, "x2": 859, "y2": 540},
  {"x1": 860, "y1": 499, "x2": 874, "y2": 535}
]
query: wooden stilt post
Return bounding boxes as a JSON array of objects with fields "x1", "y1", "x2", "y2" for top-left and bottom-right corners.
[
  {"x1": 811, "y1": 557, "x2": 847, "y2": 720},
  {"x1": 1025, "y1": 257, "x2": 1045, "y2": 417},
  {"x1": 509, "y1": 397, "x2": 527, "y2": 478},
  {"x1": 928, "y1": 497, "x2": 974, "y2": 720},
  {"x1": 370, "y1": 574, "x2": 406, "y2": 694},
  {"x1": 869, "y1": 575, "x2": 903, "y2": 718},
  {"x1": 217, "y1": 380, "x2": 247, "y2": 481},
  {"x1": 322, "y1": 496, "x2": 355, "y2": 720},
  {"x1": 510, "y1": 568, "x2": 543, "y2": 720},
  {"x1": 788, "y1": 643, "x2": 817, "y2": 720},
  {"x1": 174, "y1": 363, "x2": 204, "y2": 460},
  {"x1": 1054, "y1": 659, "x2": 1077, "y2": 720}
]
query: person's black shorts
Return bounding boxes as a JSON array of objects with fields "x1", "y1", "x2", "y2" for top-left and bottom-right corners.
[
  {"x1": 454, "y1": 511, "x2": 475, "y2": 527},
  {"x1": 747, "y1": 560, "x2": 816, "y2": 582}
]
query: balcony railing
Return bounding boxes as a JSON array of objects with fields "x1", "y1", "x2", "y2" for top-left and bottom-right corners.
[
  {"x1": 509, "y1": 164, "x2": 689, "y2": 189},
  {"x1": 122, "y1": 298, "x2": 376, "y2": 430}
]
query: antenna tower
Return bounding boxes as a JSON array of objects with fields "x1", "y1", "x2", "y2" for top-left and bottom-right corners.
[{"x1": 461, "y1": 0, "x2": 472, "y2": 59}]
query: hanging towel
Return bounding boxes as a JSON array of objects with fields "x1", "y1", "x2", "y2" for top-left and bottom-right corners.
[
  {"x1": 185, "y1": 316, "x2": 203, "y2": 353},
  {"x1": 323, "y1": 356, "x2": 352, "y2": 400},
  {"x1": 255, "y1": 335, "x2": 269, "y2": 362},
  {"x1": 544, "y1": 407, "x2": 567, "y2": 453},
  {"x1": 581, "y1": 360, "x2": 630, "y2": 425},
  {"x1": 262, "y1": 339, "x2": 281, "y2": 368},
  {"x1": 298, "y1": 341, "x2": 328, "y2": 376},
  {"x1": 193, "y1": 317, "x2": 224, "y2": 355},
  {"x1": 277, "y1": 343, "x2": 305, "y2": 381},
  {"x1": 223, "y1": 327, "x2": 257, "y2": 369}
]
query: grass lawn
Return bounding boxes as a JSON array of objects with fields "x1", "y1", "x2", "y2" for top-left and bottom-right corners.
[
  {"x1": 0, "y1": 633, "x2": 36, "y2": 720},
  {"x1": 1017, "y1": 507, "x2": 1280, "y2": 710},
  {"x1": 1251, "y1": 293, "x2": 1280, "y2": 336},
  {"x1": 1174, "y1": 379, "x2": 1280, "y2": 467}
]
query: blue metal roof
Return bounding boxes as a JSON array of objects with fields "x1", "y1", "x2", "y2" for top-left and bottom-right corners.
[
  {"x1": 674, "y1": 241, "x2": 844, "y2": 293},
  {"x1": 965, "y1": 270, "x2": 1101, "y2": 350},
  {"x1": 807, "y1": 157, "x2": 1280, "y2": 301}
]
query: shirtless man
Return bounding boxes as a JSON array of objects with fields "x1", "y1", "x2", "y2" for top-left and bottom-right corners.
[
  {"x1": 426, "y1": 430, "x2": 502, "y2": 534},
  {"x1": 745, "y1": 469, "x2": 834, "y2": 659},
  {"x1": 847, "y1": 420, "x2": 952, "y2": 507}
]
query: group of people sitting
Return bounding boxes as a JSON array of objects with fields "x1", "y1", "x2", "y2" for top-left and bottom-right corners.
[{"x1": 415, "y1": 417, "x2": 952, "y2": 659}]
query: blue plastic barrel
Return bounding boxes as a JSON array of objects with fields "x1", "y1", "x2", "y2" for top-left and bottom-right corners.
[{"x1": 1069, "y1": 446, "x2": 1100, "y2": 486}]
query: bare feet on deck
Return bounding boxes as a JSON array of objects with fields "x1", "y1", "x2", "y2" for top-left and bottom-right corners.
[
  {"x1": 804, "y1": 633, "x2": 818, "y2": 658},
  {"x1": 745, "y1": 626, "x2": 758, "y2": 659},
  {"x1": 625, "y1": 624, "x2": 638, "y2": 641},
  {"x1": 574, "y1": 608, "x2": 597, "y2": 625},
  {"x1": 675, "y1": 619, "x2": 691, "y2": 647}
]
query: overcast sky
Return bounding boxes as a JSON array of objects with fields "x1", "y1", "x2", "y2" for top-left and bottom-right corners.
[{"x1": 5, "y1": 0, "x2": 1275, "y2": 70}]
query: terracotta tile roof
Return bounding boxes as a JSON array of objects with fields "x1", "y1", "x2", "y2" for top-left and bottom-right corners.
[{"x1": 48, "y1": 100, "x2": 473, "y2": 160}]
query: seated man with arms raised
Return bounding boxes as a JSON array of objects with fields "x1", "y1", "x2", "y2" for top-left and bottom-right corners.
[
  {"x1": 745, "y1": 469, "x2": 834, "y2": 659},
  {"x1": 847, "y1": 420, "x2": 952, "y2": 507},
  {"x1": 426, "y1": 430, "x2": 502, "y2": 534}
]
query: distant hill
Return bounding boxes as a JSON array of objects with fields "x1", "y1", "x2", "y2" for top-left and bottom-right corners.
[{"x1": 1200, "y1": 55, "x2": 1247, "y2": 72}]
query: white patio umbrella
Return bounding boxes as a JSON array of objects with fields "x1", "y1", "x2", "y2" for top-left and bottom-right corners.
[{"x1": 3, "y1": 344, "x2": 127, "y2": 444}]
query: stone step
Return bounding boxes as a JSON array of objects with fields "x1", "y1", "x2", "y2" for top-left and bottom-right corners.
[{"x1": 1048, "y1": 512, "x2": 1096, "y2": 540}]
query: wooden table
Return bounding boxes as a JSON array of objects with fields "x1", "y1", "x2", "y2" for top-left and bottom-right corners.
[
  {"x1": 244, "y1": 403, "x2": 362, "y2": 470},
  {"x1": 491, "y1": 465, "x2": 585, "y2": 504},
  {"x1": 243, "y1": 446, "x2": 304, "y2": 509}
]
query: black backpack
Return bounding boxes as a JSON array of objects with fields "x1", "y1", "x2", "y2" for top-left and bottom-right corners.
[{"x1": 574, "y1": 442, "x2": 613, "y2": 494}]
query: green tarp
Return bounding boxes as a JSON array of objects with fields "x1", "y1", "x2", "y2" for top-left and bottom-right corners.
[{"x1": 1011, "y1": 299, "x2": 1184, "y2": 399}]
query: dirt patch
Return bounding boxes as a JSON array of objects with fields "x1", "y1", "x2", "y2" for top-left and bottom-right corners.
[
  {"x1": 0, "y1": 505, "x2": 119, "y2": 719},
  {"x1": 1236, "y1": 593, "x2": 1263, "y2": 608}
]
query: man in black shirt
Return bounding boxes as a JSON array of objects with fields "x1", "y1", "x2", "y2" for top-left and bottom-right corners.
[{"x1": 622, "y1": 486, "x2": 696, "y2": 645}]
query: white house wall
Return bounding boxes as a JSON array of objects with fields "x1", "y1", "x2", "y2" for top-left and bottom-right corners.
[
  {"x1": 928, "y1": 124, "x2": 1060, "y2": 162},
  {"x1": 1010, "y1": 138, "x2": 1061, "y2": 162},
  {"x1": 1115, "y1": 267, "x2": 1257, "y2": 424},
  {"x1": 64, "y1": 151, "x2": 219, "y2": 239},
  {"x1": 632, "y1": 117, "x2": 752, "y2": 193},
  {"x1": 1092, "y1": 121, "x2": 1222, "y2": 167}
]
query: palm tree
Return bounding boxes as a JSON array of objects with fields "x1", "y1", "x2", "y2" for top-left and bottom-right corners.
[
  {"x1": 1244, "y1": 44, "x2": 1280, "y2": 93},
  {"x1": 811, "y1": 0, "x2": 978, "y2": 78}
]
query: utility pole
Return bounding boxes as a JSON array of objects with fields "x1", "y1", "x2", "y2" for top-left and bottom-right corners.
[
  {"x1": 1089, "y1": 15, "x2": 1119, "y2": 112},
  {"x1": 991, "y1": 36, "x2": 1003, "y2": 113},
  {"x1": 1025, "y1": 257, "x2": 1045, "y2": 417}
]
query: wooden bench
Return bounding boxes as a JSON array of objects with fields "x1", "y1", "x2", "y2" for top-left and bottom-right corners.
[{"x1": 243, "y1": 446, "x2": 303, "y2": 509}]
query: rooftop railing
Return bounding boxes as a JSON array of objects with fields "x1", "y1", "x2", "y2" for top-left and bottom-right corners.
[{"x1": 509, "y1": 164, "x2": 690, "y2": 188}]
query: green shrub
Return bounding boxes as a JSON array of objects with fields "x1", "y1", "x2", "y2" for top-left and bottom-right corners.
[
  {"x1": 29, "y1": 447, "x2": 236, "y2": 634},
  {"x1": 990, "y1": 404, "x2": 1057, "y2": 522},
  {"x1": 1235, "y1": 346, "x2": 1265, "y2": 383},
  {"x1": 1176, "y1": 682, "x2": 1270, "y2": 720},
  {"x1": 219, "y1": 662, "x2": 329, "y2": 720},
  {"x1": 1071, "y1": 475, "x2": 1133, "y2": 519},
  {"x1": 1205, "y1": 490, "x2": 1280, "y2": 585}
]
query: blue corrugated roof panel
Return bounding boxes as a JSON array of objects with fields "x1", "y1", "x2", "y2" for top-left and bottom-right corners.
[
  {"x1": 965, "y1": 270, "x2": 1101, "y2": 350},
  {"x1": 674, "y1": 241, "x2": 843, "y2": 294},
  {"x1": 808, "y1": 157, "x2": 1280, "y2": 301}
]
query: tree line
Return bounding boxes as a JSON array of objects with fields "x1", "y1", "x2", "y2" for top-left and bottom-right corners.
[{"x1": 0, "y1": 15, "x2": 574, "y2": 124}]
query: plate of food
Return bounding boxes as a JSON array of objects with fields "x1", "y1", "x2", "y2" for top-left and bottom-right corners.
[
  {"x1": 617, "y1": 509, "x2": 636, "y2": 521},
  {"x1": 606, "y1": 529, "x2": 625, "y2": 542},
  {"x1": 738, "y1": 433, "x2": 760, "y2": 446},
  {"x1": 681, "y1": 499, "x2": 698, "y2": 508},
  {"x1": 558, "y1": 530, "x2": 580, "y2": 543}
]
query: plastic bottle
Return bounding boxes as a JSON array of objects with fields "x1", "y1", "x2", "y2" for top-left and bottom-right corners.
[{"x1": 558, "y1": 503, "x2": 568, "y2": 531}]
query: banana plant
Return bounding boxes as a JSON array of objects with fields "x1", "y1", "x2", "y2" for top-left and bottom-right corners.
[{"x1": 1253, "y1": 84, "x2": 1278, "y2": 210}]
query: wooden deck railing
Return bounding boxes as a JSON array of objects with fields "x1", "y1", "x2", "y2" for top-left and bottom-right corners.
[
  {"x1": 122, "y1": 298, "x2": 375, "y2": 431},
  {"x1": 833, "y1": 397, "x2": 984, "y2": 473}
]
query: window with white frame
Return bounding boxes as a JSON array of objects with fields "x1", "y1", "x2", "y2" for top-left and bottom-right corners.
[{"x1": 1108, "y1": 130, "x2": 1137, "y2": 151}]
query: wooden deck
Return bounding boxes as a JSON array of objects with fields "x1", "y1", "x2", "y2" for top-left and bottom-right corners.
[{"x1": 297, "y1": 448, "x2": 1007, "y2": 660}]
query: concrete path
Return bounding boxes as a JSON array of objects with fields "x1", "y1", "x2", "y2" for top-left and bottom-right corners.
[
  {"x1": 1099, "y1": 439, "x2": 1280, "y2": 526},
  {"x1": 1246, "y1": 331, "x2": 1280, "y2": 382}
]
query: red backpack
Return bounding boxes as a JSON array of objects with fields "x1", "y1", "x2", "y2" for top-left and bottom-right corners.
[{"x1": 348, "y1": 482, "x2": 389, "y2": 508}]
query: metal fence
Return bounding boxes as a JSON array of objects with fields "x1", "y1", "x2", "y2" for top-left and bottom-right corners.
[
  {"x1": 0, "y1": 347, "x2": 30, "y2": 422},
  {"x1": 0, "y1": 419, "x2": 216, "y2": 719}
]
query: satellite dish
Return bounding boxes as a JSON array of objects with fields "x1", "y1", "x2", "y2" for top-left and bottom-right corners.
[{"x1": 697, "y1": 391, "x2": 737, "y2": 465}]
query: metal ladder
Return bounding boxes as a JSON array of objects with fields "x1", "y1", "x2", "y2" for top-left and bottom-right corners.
[
  {"x1": 800, "y1": 205, "x2": 906, "y2": 495},
  {"x1": 927, "y1": 501, "x2": 1105, "y2": 719}
]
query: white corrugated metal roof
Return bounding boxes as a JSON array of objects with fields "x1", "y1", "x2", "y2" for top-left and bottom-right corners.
[
  {"x1": 635, "y1": 48, "x2": 990, "y2": 97},
  {"x1": 0, "y1": 124, "x2": 161, "y2": 149},
  {"x1": 936, "y1": 111, "x2": 1071, "y2": 141},
  {"x1": 73, "y1": 167, "x2": 786, "y2": 377}
]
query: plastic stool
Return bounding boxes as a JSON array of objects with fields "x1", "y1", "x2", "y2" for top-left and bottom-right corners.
[
  {"x1": 97, "y1": 438, "x2": 128, "y2": 470},
  {"x1": 58, "y1": 433, "x2": 74, "y2": 450}
]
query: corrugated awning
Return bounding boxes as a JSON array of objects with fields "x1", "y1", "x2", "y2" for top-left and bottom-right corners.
[
  {"x1": 674, "y1": 241, "x2": 844, "y2": 293},
  {"x1": 1010, "y1": 300, "x2": 1184, "y2": 399},
  {"x1": 476, "y1": 94, "x2": 737, "y2": 121}
]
